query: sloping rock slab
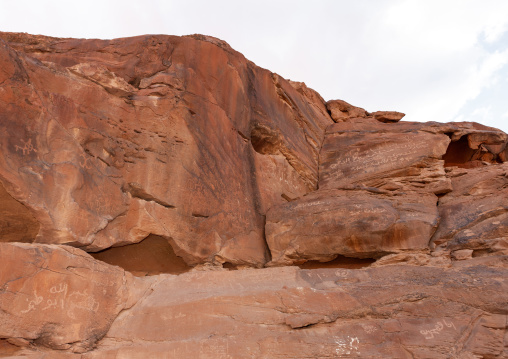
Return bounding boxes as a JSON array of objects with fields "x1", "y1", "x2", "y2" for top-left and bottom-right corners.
[
  {"x1": 319, "y1": 118, "x2": 451, "y2": 193},
  {"x1": 0, "y1": 243, "x2": 149, "y2": 353},
  {"x1": 265, "y1": 189, "x2": 439, "y2": 265},
  {"x1": 319, "y1": 118, "x2": 508, "y2": 194},
  {"x1": 51, "y1": 260, "x2": 508, "y2": 358}
]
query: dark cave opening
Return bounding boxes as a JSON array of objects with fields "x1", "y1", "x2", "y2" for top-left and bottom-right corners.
[
  {"x1": 442, "y1": 135, "x2": 477, "y2": 168},
  {"x1": 90, "y1": 234, "x2": 191, "y2": 276}
]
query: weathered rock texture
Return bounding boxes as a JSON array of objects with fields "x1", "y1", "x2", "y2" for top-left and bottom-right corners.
[
  {"x1": 0, "y1": 32, "x2": 332, "y2": 268},
  {"x1": 432, "y1": 163, "x2": 508, "y2": 257},
  {"x1": 266, "y1": 189, "x2": 439, "y2": 265},
  {"x1": 4, "y1": 259, "x2": 508, "y2": 358},
  {"x1": 0, "y1": 32, "x2": 507, "y2": 358},
  {"x1": 0, "y1": 243, "x2": 149, "y2": 353}
]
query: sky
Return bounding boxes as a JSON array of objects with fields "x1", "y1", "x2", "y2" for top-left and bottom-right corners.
[{"x1": 1, "y1": 0, "x2": 507, "y2": 133}]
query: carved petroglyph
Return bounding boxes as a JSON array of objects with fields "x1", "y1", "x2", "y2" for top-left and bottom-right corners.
[
  {"x1": 19, "y1": 283, "x2": 99, "y2": 318},
  {"x1": 15, "y1": 138, "x2": 38, "y2": 155},
  {"x1": 200, "y1": 340, "x2": 232, "y2": 359},
  {"x1": 334, "y1": 336, "x2": 360, "y2": 355},
  {"x1": 335, "y1": 270, "x2": 349, "y2": 278},
  {"x1": 351, "y1": 204, "x2": 387, "y2": 214},
  {"x1": 42, "y1": 299, "x2": 58, "y2": 311},
  {"x1": 420, "y1": 319, "x2": 456, "y2": 339},
  {"x1": 294, "y1": 201, "x2": 387, "y2": 216},
  {"x1": 361, "y1": 324, "x2": 378, "y2": 334},
  {"x1": 293, "y1": 200, "x2": 327, "y2": 210},
  {"x1": 79, "y1": 153, "x2": 93, "y2": 169},
  {"x1": 92, "y1": 197, "x2": 109, "y2": 215}
]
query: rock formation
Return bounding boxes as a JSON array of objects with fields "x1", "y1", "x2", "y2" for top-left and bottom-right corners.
[{"x1": 0, "y1": 32, "x2": 507, "y2": 358}]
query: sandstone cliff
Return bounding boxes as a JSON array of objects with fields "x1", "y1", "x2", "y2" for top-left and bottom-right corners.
[{"x1": 0, "y1": 32, "x2": 507, "y2": 358}]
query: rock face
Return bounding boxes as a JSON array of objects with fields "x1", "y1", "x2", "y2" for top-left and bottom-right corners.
[
  {"x1": 0, "y1": 32, "x2": 332, "y2": 268},
  {"x1": 0, "y1": 243, "x2": 148, "y2": 353},
  {"x1": 5, "y1": 261, "x2": 508, "y2": 358},
  {"x1": 0, "y1": 32, "x2": 507, "y2": 358},
  {"x1": 432, "y1": 163, "x2": 508, "y2": 257},
  {"x1": 266, "y1": 189, "x2": 439, "y2": 265}
]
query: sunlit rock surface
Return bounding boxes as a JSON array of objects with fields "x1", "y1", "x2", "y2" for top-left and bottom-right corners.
[{"x1": 0, "y1": 32, "x2": 507, "y2": 358}]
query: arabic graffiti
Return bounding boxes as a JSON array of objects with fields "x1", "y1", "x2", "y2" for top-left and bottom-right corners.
[
  {"x1": 19, "y1": 282, "x2": 100, "y2": 318},
  {"x1": 420, "y1": 319, "x2": 456, "y2": 339}
]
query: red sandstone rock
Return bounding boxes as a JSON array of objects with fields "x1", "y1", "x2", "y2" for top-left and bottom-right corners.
[
  {"x1": 1, "y1": 31, "x2": 508, "y2": 358},
  {"x1": 431, "y1": 163, "x2": 508, "y2": 257},
  {"x1": 0, "y1": 242, "x2": 149, "y2": 353},
  {"x1": 0, "y1": 32, "x2": 332, "y2": 267},
  {"x1": 320, "y1": 118, "x2": 452, "y2": 194},
  {"x1": 320, "y1": 117, "x2": 508, "y2": 194},
  {"x1": 325, "y1": 99, "x2": 368, "y2": 122},
  {"x1": 371, "y1": 110, "x2": 405, "y2": 122},
  {"x1": 325, "y1": 100, "x2": 405, "y2": 123},
  {"x1": 46, "y1": 262, "x2": 508, "y2": 358},
  {"x1": 265, "y1": 188, "x2": 439, "y2": 265}
]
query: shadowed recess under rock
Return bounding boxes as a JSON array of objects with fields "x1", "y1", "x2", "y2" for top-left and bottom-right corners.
[
  {"x1": 90, "y1": 234, "x2": 191, "y2": 276},
  {"x1": 0, "y1": 181, "x2": 39, "y2": 243},
  {"x1": 443, "y1": 135, "x2": 502, "y2": 168},
  {"x1": 443, "y1": 136, "x2": 479, "y2": 168},
  {"x1": 297, "y1": 255, "x2": 375, "y2": 269}
]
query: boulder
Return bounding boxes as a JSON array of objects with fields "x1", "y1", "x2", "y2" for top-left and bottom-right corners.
[
  {"x1": 265, "y1": 188, "x2": 439, "y2": 265},
  {"x1": 0, "y1": 242, "x2": 149, "y2": 353},
  {"x1": 320, "y1": 118, "x2": 508, "y2": 194},
  {"x1": 432, "y1": 163, "x2": 508, "y2": 257},
  {"x1": 371, "y1": 110, "x2": 405, "y2": 123},
  {"x1": 325, "y1": 99, "x2": 368, "y2": 122}
]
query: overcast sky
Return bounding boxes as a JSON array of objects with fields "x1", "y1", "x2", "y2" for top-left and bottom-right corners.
[{"x1": 1, "y1": 0, "x2": 507, "y2": 133}]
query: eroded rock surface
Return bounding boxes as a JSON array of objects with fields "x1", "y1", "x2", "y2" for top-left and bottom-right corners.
[
  {"x1": 0, "y1": 243, "x2": 149, "y2": 353},
  {"x1": 432, "y1": 163, "x2": 508, "y2": 257},
  {"x1": 1, "y1": 31, "x2": 508, "y2": 358},
  {"x1": 6, "y1": 261, "x2": 503, "y2": 358},
  {"x1": 0, "y1": 32, "x2": 332, "y2": 267},
  {"x1": 266, "y1": 189, "x2": 439, "y2": 265},
  {"x1": 319, "y1": 118, "x2": 508, "y2": 194}
]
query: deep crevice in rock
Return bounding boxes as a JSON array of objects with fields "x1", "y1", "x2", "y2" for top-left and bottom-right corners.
[
  {"x1": 222, "y1": 262, "x2": 238, "y2": 270},
  {"x1": 90, "y1": 234, "x2": 191, "y2": 276},
  {"x1": 443, "y1": 135, "x2": 503, "y2": 168}
]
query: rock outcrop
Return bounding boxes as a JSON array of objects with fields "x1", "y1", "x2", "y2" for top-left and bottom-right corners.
[
  {"x1": 0, "y1": 32, "x2": 332, "y2": 268},
  {"x1": 266, "y1": 188, "x2": 439, "y2": 265},
  {"x1": 0, "y1": 32, "x2": 507, "y2": 358},
  {"x1": 0, "y1": 243, "x2": 149, "y2": 353}
]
